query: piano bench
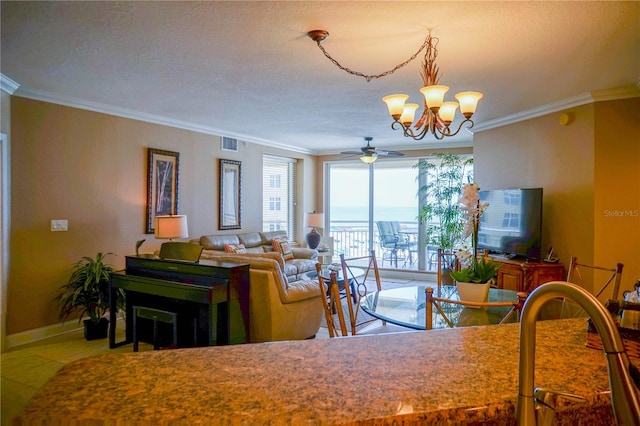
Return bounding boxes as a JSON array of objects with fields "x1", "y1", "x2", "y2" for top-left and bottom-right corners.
[{"x1": 132, "y1": 306, "x2": 178, "y2": 351}]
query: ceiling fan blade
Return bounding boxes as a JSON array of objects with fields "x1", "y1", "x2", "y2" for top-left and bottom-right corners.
[
  {"x1": 340, "y1": 150, "x2": 363, "y2": 156},
  {"x1": 377, "y1": 150, "x2": 405, "y2": 157}
]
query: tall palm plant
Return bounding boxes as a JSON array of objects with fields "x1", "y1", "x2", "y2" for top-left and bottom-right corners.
[{"x1": 417, "y1": 153, "x2": 474, "y2": 252}]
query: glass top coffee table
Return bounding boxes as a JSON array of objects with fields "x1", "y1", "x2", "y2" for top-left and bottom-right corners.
[{"x1": 360, "y1": 285, "x2": 522, "y2": 330}]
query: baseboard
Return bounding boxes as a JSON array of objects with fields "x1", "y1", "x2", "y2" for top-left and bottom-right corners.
[
  {"x1": 6, "y1": 320, "x2": 84, "y2": 349},
  {"x1": 6, "y1": 317, "x2": 124, "y2": 350}
]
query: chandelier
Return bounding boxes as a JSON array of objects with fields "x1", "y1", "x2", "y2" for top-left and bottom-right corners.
[{"x1": 307, "y1": 30, "x2": 483, "y2": 141}]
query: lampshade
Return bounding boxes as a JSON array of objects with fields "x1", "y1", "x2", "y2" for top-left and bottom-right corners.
[
  {"x1": 420, "y1": 85, "x2": 449, "y2": 111},
  {"x1": 155, "y1": 215, "x2": 189, "y2": 240},
  {"x1": 438, "y1": 102, "x2": 459, "y2": 124},
  {"x1": 304, "y1": 212, "x2": 324, "y2": 229},
  {"x1": 400, "y1": 103, "x2": 419, "y2": 126},
  {"x1": 382, "y1": 94, "x2": 409, "y2": 119},
  {"x1": 455, "y1": 91, "x2": 483, "y2": 118}
]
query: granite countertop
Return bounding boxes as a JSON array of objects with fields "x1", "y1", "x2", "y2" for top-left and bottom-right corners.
[{"x1": 16, "y1": 319, "x2": 623, "y2": 425}]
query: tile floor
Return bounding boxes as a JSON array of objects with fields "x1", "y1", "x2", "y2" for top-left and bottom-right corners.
[{"x1": 1, "y1": 276, "x2": 428, "y2": 425}]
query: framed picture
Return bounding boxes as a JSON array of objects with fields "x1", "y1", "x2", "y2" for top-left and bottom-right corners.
[
  {"x1": 146, "y1": 148, "x2": 180, "y2": 234},
  {"x1": 219, "y1": 159, "x2": 241, "y2": 230}
]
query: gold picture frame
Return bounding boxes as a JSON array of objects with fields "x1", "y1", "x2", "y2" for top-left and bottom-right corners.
[
  {"x1": 146, "y1": 148, "x2": 180, "y2": 234},
  {"x1": 219, "y1": 159, "x2": 241, "y2": 230}
]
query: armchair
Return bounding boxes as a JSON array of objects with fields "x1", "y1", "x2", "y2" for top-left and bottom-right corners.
[{"x1": 203, "y1": 253, "x2": 323, "y2": 343}]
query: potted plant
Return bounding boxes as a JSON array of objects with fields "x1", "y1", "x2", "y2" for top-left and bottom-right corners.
[
  {"x1": 417, "y1": 153, "x2": 473, "y2": 282},
  {"x1": 56, "y1": 252, "x2": 125, "y2": 340},
  {"x1": 450, "y1": 183, "x2": 500, "y2": 303}
]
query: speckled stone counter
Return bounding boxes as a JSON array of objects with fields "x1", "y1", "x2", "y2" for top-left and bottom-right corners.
[{"x1": 17, "y1": 319, "x2": 627, "y2": 425}]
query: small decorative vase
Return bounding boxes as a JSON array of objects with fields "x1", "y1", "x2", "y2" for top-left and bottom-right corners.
[{"x1": 456, "y1": 281, "x2": 490, "y2": 306}]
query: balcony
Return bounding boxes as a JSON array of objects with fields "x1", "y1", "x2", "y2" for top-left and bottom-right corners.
[{"x1": 327, "y1": 220, "x2": 438, "y2": 273}]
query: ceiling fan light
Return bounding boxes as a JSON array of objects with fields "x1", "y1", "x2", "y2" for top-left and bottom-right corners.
[
  {"x1": 360, "y1": 153, "x2": 377, "y2": 164},
  {"x1": 420, "y1": 85, "x2": 449, "y2": 112},
  {"x1": 438, "y1": 102, "x2": 459, "y2": 125},
  {"x1": 455, "y1": 91, "x2": 483, "y2": 118},
  {"x1": 400, "y1": 103, "x2": 419, "y2": 126},
  {"x1": 382, "y1": 94, "x2": 409, "y2": 119}
]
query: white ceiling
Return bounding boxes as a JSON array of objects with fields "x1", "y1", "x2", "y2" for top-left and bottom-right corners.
[{"x1": 2, "y1": 1, "x2": 639, "y2": 155}]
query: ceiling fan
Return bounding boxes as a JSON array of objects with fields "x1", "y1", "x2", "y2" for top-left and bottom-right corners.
[{"x1": 340, "y1": 137, "x2": 405, "y2": 164}]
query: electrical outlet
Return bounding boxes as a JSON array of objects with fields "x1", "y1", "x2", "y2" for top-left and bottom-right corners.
[{"x1": 51, "y1": 219, "x2": 68, "y2": 231}]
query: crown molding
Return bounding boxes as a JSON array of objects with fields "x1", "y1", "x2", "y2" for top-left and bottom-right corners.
[
  {"x1": 0, "y1": 74, "x2": 20, "y2": 95},
  {"x1": 12, "y1": 86, "x2": 315, "y2": 155},
  {"x1": 7, "y1": 77, "x2": 638, "y2": 152},
  {"x1": 471, "y1": 86, "x2": 640, "y2": 134}
]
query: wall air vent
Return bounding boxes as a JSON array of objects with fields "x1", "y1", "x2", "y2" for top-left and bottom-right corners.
[{"x1": 221, "y1": 137, "x2": 238, "y2": 152}]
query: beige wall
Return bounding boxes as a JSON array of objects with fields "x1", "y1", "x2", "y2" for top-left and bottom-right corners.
[
  {"x1": 7, "y1": 97, "x2": 316, "y2": 335},
  {"x1": 1, "y1": 90, "x2": 11, "y2": 350},
  {"x1": 474, "y1": 98, "x2": 639, "y2": 295},
  {"x1": 593, "y1": 99, "x2": 640, "y2": 290}
]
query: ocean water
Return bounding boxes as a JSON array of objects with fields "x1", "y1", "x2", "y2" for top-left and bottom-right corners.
[{"x1": 330, "y1": 206, "x2": 419, "y2": 223}]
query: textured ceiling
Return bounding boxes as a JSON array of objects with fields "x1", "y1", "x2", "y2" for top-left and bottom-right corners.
[{"x1": 2, "y1": 1, "x2": 639, "y2": 155}]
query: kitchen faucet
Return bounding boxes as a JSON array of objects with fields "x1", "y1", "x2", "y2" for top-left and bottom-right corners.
[{"x1": 516, "y1": 281, "x2": 640, "y2": 425}]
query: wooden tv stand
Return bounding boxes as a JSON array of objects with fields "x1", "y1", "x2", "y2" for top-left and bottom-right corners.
[{"x1": 489, "y1": 256, "x2": 564, "y2": 293}]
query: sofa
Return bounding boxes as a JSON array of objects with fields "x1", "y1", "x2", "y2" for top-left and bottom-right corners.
[
  {"x1": 199, "y1": 252, "x2": 323, "y2": 342},
  {"x1": 197, "y1": 230, "x2": 318, "y2": 282}
]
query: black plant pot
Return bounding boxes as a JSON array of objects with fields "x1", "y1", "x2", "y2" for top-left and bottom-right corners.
[{"x1": 84, "y1": 317, "x2": 109, "y2": 341}]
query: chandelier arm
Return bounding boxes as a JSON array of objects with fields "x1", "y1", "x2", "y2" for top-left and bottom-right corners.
[
  {"x1": 313, "y1": 34, "x2": 433, "y2": 82},
  {"x1": 391, "y1": 117, "x2": 475, "y2": 141}
]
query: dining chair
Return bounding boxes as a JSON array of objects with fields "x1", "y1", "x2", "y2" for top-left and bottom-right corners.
[
  {"x1": 316, "y1": 265, "x2": 346, "y2": 338},
  {"x1": 560, "y1": 256, "x2": 624, "y2": 318},
  {"x1": 436, "y1": 248, "x2": 459, "y2": 290},
  {"x1": 316, "y1": 251, "x2": 385, "y2": 337},
  {"x1": 424, "y1": 287, "x2": 528, "y2": 330}
]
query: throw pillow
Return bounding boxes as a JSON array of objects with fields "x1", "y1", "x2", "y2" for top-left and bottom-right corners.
[
  {"x1": 272, "y1": 237, "x2": 294, "y2": 261},
  {"x1": 224, "y1": 243, "x2": 247, "y2": 254}
]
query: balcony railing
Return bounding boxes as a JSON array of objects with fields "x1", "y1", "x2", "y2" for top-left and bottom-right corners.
[{"x1": 328, "y1": 220, "x2": 434, "y2": 271}]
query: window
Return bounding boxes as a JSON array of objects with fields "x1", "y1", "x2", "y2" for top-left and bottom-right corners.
[
  {"x1": 263, "y1": 156, "x2": 296, "y2": 239},
  {"x1": 502, "y1": 212, "x2": 520, "y2": 229},
  {"x1": 269, "y1": 175, "x2": 281, "y2": 189},
  {"x1": 269, "y1": 197, "x2": 281, "y2": 211}
]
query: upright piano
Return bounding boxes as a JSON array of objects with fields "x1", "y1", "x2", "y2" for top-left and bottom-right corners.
[{"x1": 109, "y1": 255, "x2": 250, "y2": 348}]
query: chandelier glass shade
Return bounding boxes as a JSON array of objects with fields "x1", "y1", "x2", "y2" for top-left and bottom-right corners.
[{"x1": 307, "y1": 29, "x2": 482, "y2": 141}]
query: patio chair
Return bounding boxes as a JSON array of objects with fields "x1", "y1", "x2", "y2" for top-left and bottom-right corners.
[
  {"x1": 376, "y1": 221, "x2": 408, "y2": 267},
  {"x1": 390, "y1": 221, "x2": 417, "y2": 267}
]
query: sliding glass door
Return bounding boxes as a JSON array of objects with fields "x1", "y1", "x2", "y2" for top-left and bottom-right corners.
[{"x1": 326, "y1": 159, "x2": 421, "y2": 270}]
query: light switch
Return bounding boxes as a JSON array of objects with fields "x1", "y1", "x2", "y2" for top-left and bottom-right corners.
[{"x1": 51, "y1": 219, "x2": 68, "y2": 231}]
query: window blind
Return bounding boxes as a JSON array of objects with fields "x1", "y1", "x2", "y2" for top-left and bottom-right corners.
[{"x1": 263, "y1": 155, "x2": 297, "y2": 240}]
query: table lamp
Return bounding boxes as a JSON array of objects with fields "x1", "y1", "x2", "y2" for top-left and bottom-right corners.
[
  {"x1": 155, "y1": 215, "x2": 189, "y2": 241},
  {"x1": 304, "y1": 212, "x2": 324, "y2": 249}
]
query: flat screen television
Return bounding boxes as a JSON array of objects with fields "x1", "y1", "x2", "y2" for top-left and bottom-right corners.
[{"x1": 477, "y1": 188, "x2": 543, "y2": 260}]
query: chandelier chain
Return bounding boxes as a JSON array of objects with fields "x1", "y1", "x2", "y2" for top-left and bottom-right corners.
[{"x1": 314, "y1": 34, "x2": 435, "y2": 83}]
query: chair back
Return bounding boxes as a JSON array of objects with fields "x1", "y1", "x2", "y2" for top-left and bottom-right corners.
[
  {"x1": 566, "y1": 256, "x2": 624, "y2": 300},
  {"x1": 558, "y1": 256, "x2": 623, "y2": 318},
  {"x1": 437, "y1": 248, "x2": 459, "y2": 288},
  {"x1": 376, "y1": 221, "x2": 397, "y2": 247},
  {"x1": 316, "y1": 264, "x2": 348, "y2": 337},
  {"x1": 339, "y1": 250, "x2": 383, "y2": 335},
  {"x1": 316, "y1": 251, "x2": 383, "y2": 337}
]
